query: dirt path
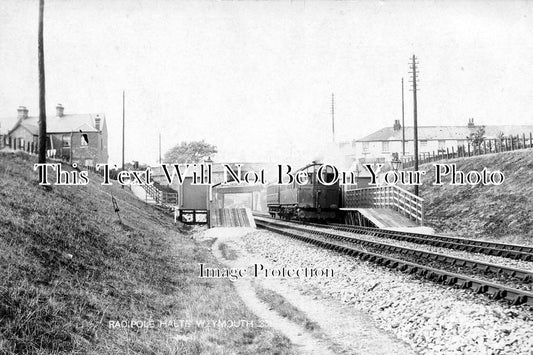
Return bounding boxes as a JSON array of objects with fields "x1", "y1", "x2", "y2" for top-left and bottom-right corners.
[
  {"x1": 212, "y1": 235, "x2": 334, "y2": 355},
  {"x1": 208, "y1": 229, "x2": 416, "y2": 355}
]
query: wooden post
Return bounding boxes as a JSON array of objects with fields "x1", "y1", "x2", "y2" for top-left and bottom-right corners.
[
  {"x1": 468, "y1": 143, "x2": 471, "y2": 156},
  {"x1": 530, "y1": 132, "x2": 532, "y2": 148},
  {"x1": 410, "y1": 54, "x2": 420, "y2": 197},
  {"x1": 38, "y1": 0, "x2": 47, "y2": 165},
  {"x1": 522, "y1": 134, "x2": 526, "y2": 149}
]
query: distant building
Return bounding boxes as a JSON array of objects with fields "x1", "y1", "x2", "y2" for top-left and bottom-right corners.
[
  {"x1": 339, "y1": 119, "x2": 533, "y2": 165},
  {"x1": 7, "y1": 104, "x2": 108, "y2": 166}
]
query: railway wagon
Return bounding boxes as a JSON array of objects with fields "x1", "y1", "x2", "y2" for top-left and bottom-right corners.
[{"x1": 267, "y1": 163, "x2": 340, "y2": 221}]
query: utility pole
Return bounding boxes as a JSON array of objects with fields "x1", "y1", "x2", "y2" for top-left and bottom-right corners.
[
  {"x1": 37, "y1": 0, "x2": 47, "y2": 166},
  {"x1": 122, "y1": 90, "x2": 125, "y2": 188},
  {"x1": 409, "y1": 55, "x2": 420, "y2": 197},
  {"x1": 401, "y1": 77, "x2": 405, "y2": 156},
  {"x1": 331, "y1": 93, "x2": 335, "y2": 143}
]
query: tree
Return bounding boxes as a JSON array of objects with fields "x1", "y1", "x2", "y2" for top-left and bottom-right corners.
[
  {"x1": 38, "y1": 0, "x2": 47, "y2": 165},
  {"x1": 163, "y1": 140, "x2": 217, "y2": 164},
  {"x1": 468, "y1": 125, "x2": 486, "y2": 148}
]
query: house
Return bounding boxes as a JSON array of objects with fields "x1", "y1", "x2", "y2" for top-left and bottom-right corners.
[
  {"x1": 339, "y1": 119, "x2": 533, "y2": 165},
  {"x1": 7, "y1": 104, "x2": 108, "y2": 166}
]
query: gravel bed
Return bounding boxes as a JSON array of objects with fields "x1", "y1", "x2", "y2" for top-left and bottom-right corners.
[
  {"x1": 256, "y1": 218, "x2": 533, "y2": 274},
  {"x1": 239, "y1": 229, "x2": 533, "y2": 354}
]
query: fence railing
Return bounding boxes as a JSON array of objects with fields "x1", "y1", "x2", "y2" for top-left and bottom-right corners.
[
  {"x1": 136, "y1": 174, "x2": 178, "y2": 207},
  {"x1": 402, "y1": 133, "x2": 533, "y2": 169},
  {"x1": 0, "y1": 134, "x2": 39, "y2": 154},
  {"x1": 345, "y1": 185, "x2": 424, "y2": 225}
]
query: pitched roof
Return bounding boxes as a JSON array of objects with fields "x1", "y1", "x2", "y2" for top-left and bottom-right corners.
[
  {"x1": 357, "y1": 125, "x2": 533, "y2": 142},
  {"x1": 8, "y1": 113, "x2": 105, "y2": 135}
]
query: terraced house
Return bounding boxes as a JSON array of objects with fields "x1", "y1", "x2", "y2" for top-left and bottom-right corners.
[
  {"x1": 339, "y1": 118, "x2": 533, "y2": 165},
  {"x1": 7, "y1": 104, "x2": 108, "y2": 167}
]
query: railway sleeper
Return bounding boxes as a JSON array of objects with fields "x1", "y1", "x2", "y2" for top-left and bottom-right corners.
[
  {"x1": 490, "y1": 289, "x2": 507, "y2": 301},
  {"x1": 456, "y1": 280, "x2": 472, "y2": 289},
  {"x1": 445, "y1": 277, "x2": 458, "y2": 286},
  {"x1": 511, "y1": 295, "x2": 528, "y2": 306},
  {"x1": 406, "y1": 266, "x2": 418, "y2": 274},
  {"x1": 435, "y1": 274, "x2": 447, "y2": 283},
  {"x1": 474, "y1": 284, "x2": 489, "y2": 294}
]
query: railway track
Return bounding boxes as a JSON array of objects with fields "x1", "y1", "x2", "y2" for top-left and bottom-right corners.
[
  {"x1": 254, "y1": 217, "x2": 533, "y2": 307},
  {"x1": 253, "y1": 212, "x2": 533, "y2": 261},
  {"x1": 321, "y1": 222, "x2": 533, "y2": 261}
]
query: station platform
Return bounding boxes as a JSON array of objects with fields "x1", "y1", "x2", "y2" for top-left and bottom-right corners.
[{"x1": 340, "y1": 208, "x2": 418, "y2": 228}]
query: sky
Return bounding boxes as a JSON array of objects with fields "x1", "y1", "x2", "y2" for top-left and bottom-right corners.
[{"x1": 1, "y1": 0, "x2": 533, "y2": 166}]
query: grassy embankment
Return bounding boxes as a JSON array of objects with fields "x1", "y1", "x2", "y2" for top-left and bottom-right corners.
[
  {"x1": 0, "y1": 151, "x2": 293, "y2": 354},
  {"x1": 410, "y1": 149, "x2": 533, "y2": 244}
]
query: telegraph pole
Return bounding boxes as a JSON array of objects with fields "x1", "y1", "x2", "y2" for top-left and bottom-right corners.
[
  {"x1": 37, "y1": 0, "x2": 47, "y2": 165},
  {"x1": 159, "y1": 133, "x2": 162, "y2": 164},
  {"x1": 331, "y1": 93, "x2": 335, "y2": 143},
  {"x1": 122, "y1": 91, "x2": 125, "y2": 188},
  {"x1": 401, "y1": 78, "x2": 405, "y2": 156},
  {"x1": 409, "y1": 55, "x2": 420, "y2": 197}
]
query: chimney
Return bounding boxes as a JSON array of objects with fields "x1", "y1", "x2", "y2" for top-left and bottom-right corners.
[
  {"x1": 94, "y1": 115, "x2": 101, "y2": 131},
  {"x1": 393, "y1": 119, "x2": 401, "y2": 131},
  {"x1": 56, "y1": 104, "x2": 64, "y2": 117},
  {"x1": 467, "y1": 118, "x2": 475, "y2": 128},
  {"x1": 17, "y1": 106, "x2": 28, "y2": 120}
]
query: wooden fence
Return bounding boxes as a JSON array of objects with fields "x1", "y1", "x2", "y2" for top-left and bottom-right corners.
[
  {"x1": 402, "y1": 132, "x2": 533, "y2": 169},
  {"x1": 0, "y1": 134, "x2": 39, "y2": 154},
  {"x1": 0, "y1": 134, "x2": 99, "y2": 173},
  {"x1": 345, "y1": 185, "x2": 424, "y2": 225}
]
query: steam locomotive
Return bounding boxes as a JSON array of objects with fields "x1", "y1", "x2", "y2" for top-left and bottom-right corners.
[{"x1": 266, "y1": 163, "x2": 341, "y2": 221}]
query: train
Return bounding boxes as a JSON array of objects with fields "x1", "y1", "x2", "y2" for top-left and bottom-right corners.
[{"x1": 266, "y1": 163, "x2": 341, "y2": 221}]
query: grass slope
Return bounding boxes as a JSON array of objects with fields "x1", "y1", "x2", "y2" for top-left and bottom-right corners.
[
  {"x1": 0, "y1": 152, "x2": 293, "y2": 354},
  {"x1": 412, "y1": 149, "x2": 533, "y2": 244}
]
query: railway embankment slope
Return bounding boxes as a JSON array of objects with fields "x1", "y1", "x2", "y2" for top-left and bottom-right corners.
[
  {"x1": 0, "y1": 152, "x2": 292, "y2": 354},
  {"x1": 414, "y1": 149, "x2": 533, "y2": 244}
]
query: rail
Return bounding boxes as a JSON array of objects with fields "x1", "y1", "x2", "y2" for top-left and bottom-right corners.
[
  {"x1": 344, "y1": 185, "x2": 424, "y2": 225},
  {"x1": 255, "y1": 218, "x2": 533, "y2": 307}
]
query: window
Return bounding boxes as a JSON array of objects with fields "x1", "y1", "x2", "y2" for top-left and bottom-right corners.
[
  {"x1": 62, "y1": 135, "x2": 71, "y2": 148},
  {"x1": 362, "y1": 142, "x2": 369, "y2": 152},
  {"x1": 320, "y1": 165, "x2": 336, "y2": 184},
  {"x1": 381, "y1": 141, "x2": 390, "y2": 153},
  {"x1": 85, "y1": 159, "x2": 93, "y2": 167},
  {"x1": 438, "y1": 140, "x2": 445, "y2": 150},
  {"x1": 81, "y1": 134, "x2": 89, "y2": 147},
  {"x1": 420, "y1": 140, "x2": 427, "y2": 147}
]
